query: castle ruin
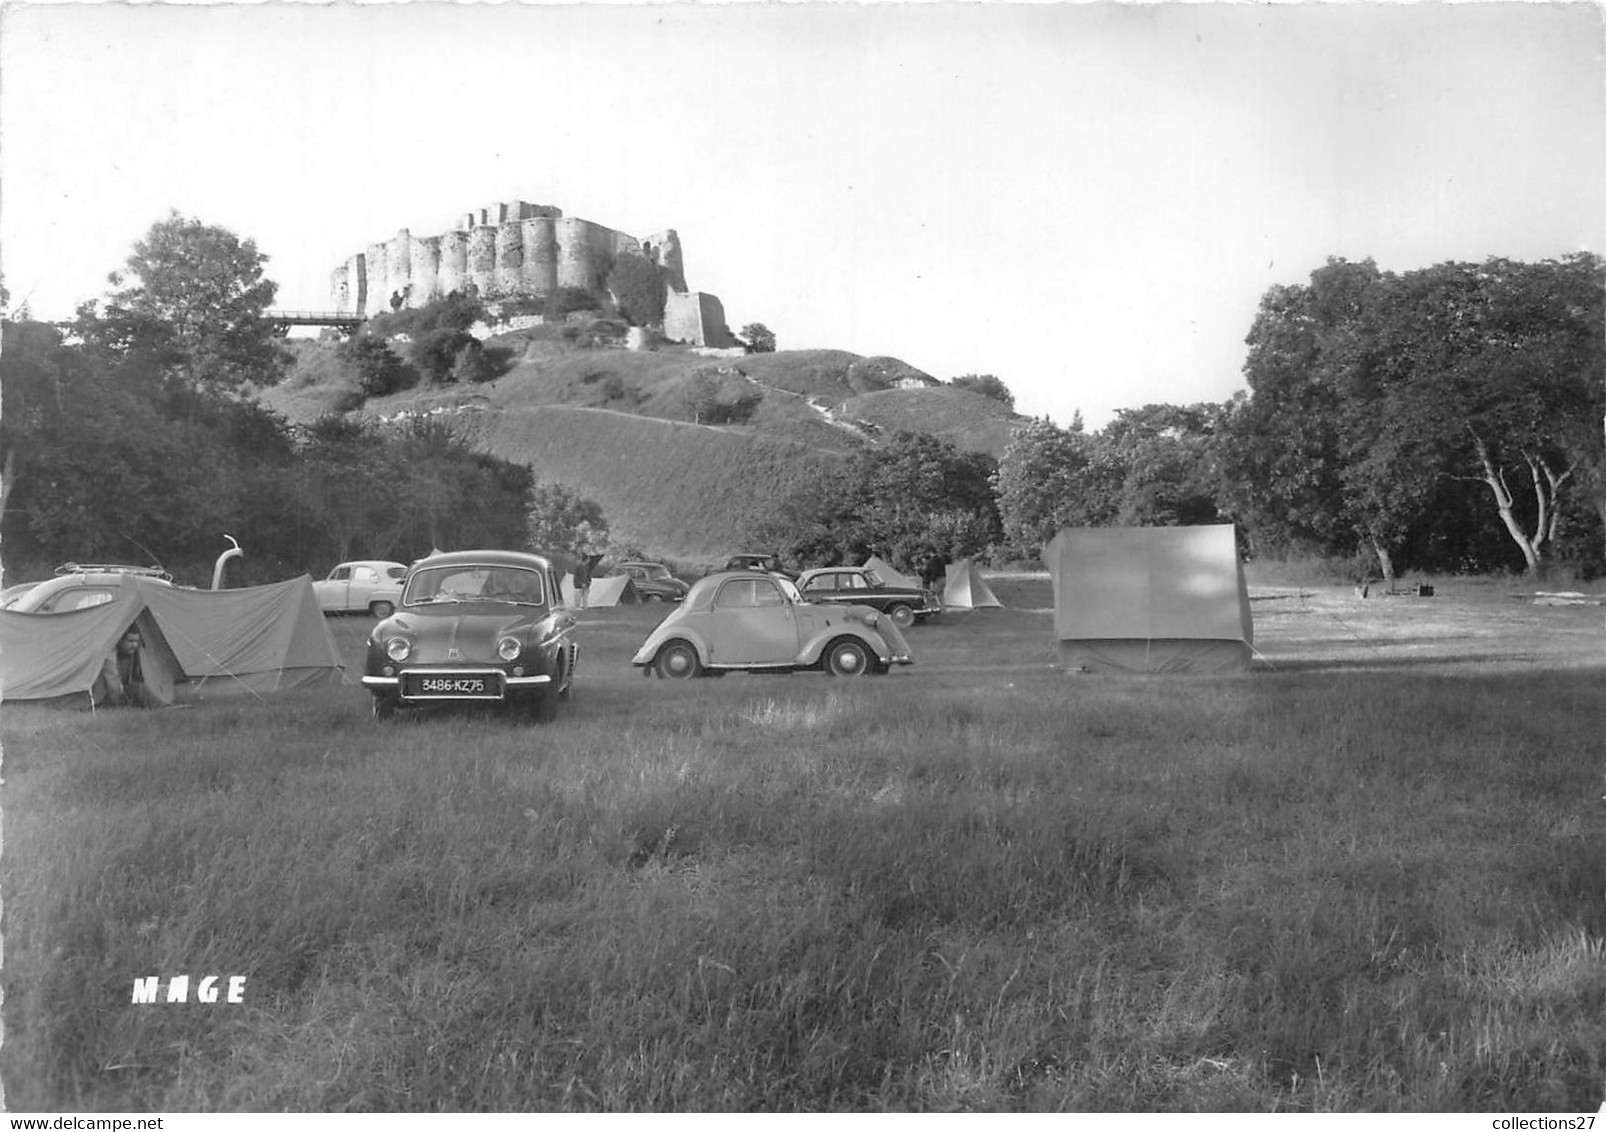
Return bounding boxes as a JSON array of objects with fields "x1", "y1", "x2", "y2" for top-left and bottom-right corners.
[{"x1": 330, "y1": 200, "x2": 732, "y2": 347}]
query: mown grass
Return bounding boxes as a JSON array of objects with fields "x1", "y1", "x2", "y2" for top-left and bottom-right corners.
[{"x1": 4, "y1": 594, "x2": 1604, "y2": 1111}]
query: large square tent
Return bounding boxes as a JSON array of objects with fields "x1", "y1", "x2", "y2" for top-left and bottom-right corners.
[{"x1": 1043, "y1": 525, "x2": 1254, "y2": 674}]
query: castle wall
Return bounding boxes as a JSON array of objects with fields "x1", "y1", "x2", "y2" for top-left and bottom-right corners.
[
  {"x1": 331, "y1": 203, "x2": 723, "y2": 336},
  {"x1": 365, "y1": 242, "x2": 389, "y2": 312},
  {"x1": 437, "y1": 231, "x2": 468, "y2": 297},
  {"x1": 521, "y1": 217, "x2": 558, "y2": 295},
  {"x1": 409, "y1": 235, "x2": 441, "y2": 306},
  {"x1": 468, "y1": 226, "x2": 498, "y2": 296},
  {"x1": 494, "y1": 222, "x2": 524, "y2": 294}
]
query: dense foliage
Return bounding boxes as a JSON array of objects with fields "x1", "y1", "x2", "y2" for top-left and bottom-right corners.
[
  {"x1": 606, "y1": 254, "x2": 666, "y2": 327},
  {"x1": 740, "y1": 322, "x2": 777, "y2": 354},
  {"x1": 949, "y1": 373, "x2": 1015, "y2": 409},
  {"x1": 1220, "y1": 254, "x2": 1605, "y2": 577},
  {"x1": 748, "y1": 431, "x2": 1001, "y2": 574},
  {"x1": 525, "y1": 480, "x2": 610, "y2": 559},
  {"x1": 0, "y1": 312, "x2": 537, "y2": 582}
]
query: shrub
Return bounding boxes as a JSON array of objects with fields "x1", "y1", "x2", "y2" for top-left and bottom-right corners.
[
  {"x1": 949, "y1": 373, "x2": 1015, "y2": 408},
  {"x1": 342, "y1": 336, "x2": 418, "y2": 398},
  {"x1": 450, "y1": 338, "x2": 499, "y2": 385},
  {"x1": 407, "y1": 328, "x2": 476, "y2": 384},
  {"x1": 607, "y1": 254, "x2": 666, "y2": 327},
  {"x1": 740, "y1": 322, "x2": 776, "y2": 354},
  {"x1": 544, "y1": 287, "x2": 602, "y2": 320},
  {"x1": 368, "y1": 291, "x2": 486, "y2": 340}
]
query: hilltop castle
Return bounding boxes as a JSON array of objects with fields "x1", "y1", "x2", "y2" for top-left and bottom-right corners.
[{"x1": 330, "y1": 200, "x2": 732, "y2": 346}]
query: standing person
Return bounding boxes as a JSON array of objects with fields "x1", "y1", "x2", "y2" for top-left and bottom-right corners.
[{"x1": 571, "y1": 556, "x2": 592, "y2": 609}]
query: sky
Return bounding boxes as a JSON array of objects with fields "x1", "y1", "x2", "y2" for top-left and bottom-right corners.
[{"x1": 2, "y1": 0, "x2": 1602, "y2": 430}]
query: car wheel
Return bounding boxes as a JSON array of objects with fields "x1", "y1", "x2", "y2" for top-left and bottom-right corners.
[
  {"x1": 824, "y1": 638, "x2": 871, "y2": 677},
  {"x1": 655, "y1": 640, "x2": 703, "y2": 680},
  {"x1": 371, "y1": 694, "x2": 397, "y2": 722},
  {"x1": 369, "y1": 600, "x2": 395, "y2": 618},
  {"x1": 528, "y1": 687, "x2": 559, "y2": 724},
  {"x1": 887, "y1": 603, "x2": 915, "y2": 629}
]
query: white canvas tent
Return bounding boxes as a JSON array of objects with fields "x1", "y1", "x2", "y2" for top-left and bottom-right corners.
[
  {"x1": 1043, "y1": 525, "x2": 1253, "y2": 674},
  {"x1": 560, "y1": 573, "x2": 640, "y2": 607},
  {"x1": 0, "y1": 575, "x2": 346, "y2": 704},
  {"x1": 942, "y1": 559, "x2": 1002, "y2": 609},
  {"x1": 861, "y1": 555, "x2": 921, "y2": 590}
]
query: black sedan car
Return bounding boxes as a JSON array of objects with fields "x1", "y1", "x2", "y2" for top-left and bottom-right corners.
[
  {"x1": 795, "y1": 566, "x2": 941, "y2": 629},
  {"x1": 613, "y1": 561, "x2": 690, "y2": 603},
  {"x1": 361, "y1": 550, "x2": 577, "y2": 722}
]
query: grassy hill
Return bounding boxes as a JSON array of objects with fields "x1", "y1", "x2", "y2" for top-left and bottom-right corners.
[{"x1": 262, "y1": 333, "x2": 1024, "y2": 560}]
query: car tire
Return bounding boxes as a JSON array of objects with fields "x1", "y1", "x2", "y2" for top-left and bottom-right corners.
[
  {"x1": 369, "y1": 600, "x2": 395, "y2": 618},
  {"x1": 824, "y1": 637, "x2": 871, "y2": 677},
  {"x1": 371, "y1": 694, "x2": 398, "y2": 722},
  {"x1": 887, "y1": 603, "x2": 915, "y2": 629},
  {"x1": 655, "y1": 640, "x2": 703, "y2": 680}
]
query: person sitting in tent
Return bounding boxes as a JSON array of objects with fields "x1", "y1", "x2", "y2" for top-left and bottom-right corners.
[{"x1": 93, "y1": 627, "x2": 162, "y2": 708}]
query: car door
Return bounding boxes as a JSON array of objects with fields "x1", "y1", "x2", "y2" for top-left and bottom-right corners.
[
  {"x1": 348, "y1": 565, "x2": 380, "y2": 609},
  {"x1": 709, "y1": 577, "x2": 800, "y2": 665},
  {"x1": 316, "y1": 565, "x2": 353, "y2": 612}
]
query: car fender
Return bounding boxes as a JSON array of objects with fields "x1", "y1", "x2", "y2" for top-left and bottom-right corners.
[
  {"x1": 797, "y1": 621, "x2": 889, "y2": 666},
  {"x1": 632, "y1": 625, "x2": 714, "y2": 668}
]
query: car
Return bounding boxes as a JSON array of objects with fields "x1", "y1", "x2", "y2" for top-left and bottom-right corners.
[
  {"x1": 613, "y1": 561, "x2": 690, "y2": 603},
  {"x1": 0, "y1": 564, "x2": 173, "y2": 614},
  {"x1": 631, "y1": 570, "x2": 913, "y2": 679},
  {"x1": 794, "y1": 566, "x2": 941, "y2": 630},
  {"x1": 312, "y1": 560, "x2": 408, "y2": 617},
  {"x1": 720, "y1": 553, "x2": 799, "y2": 581},
  {"x1": 361, "y1": 550, "x2": 578, "y2": 722}
]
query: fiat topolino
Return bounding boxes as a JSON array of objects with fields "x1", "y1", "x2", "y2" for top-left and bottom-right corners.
[
  {"x1": 631, "y1": 570, "x2": 912, "y2": 679},
  {"x1": 362, "y1": 550, "x2": 577, "y2": 722}
]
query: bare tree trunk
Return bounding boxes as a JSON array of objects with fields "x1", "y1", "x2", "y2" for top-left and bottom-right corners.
[
  {"x1": 1373, "y1": 543, "x2": 1396, "y2": 585},
  {"x1": 1471, "y1": 434, "x2": 1541, "y2": 573}
]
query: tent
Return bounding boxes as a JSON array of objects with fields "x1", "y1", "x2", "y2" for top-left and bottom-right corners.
[
  {"x1": 0, "y1": 588, "x2": 184, "y2": 706},
  {"x1": 942, "y1": 558, "x2": 1002, "y2": 609},
  {"x1": 862, "y1": 555, "x2": 921, "y2": 590},
  {"x1": 0, "y1": 575, "x2": 346, "y2": 705},
  {"x1": 562, "y1": 573, "x2": 641, "y2": 607},
  {"x1": 1042, "y1": 525, "x2": 1254, "y2": 674}
]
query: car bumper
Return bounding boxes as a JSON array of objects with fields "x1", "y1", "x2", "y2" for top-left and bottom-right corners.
[{"x1": 362, "y1": 669, "x2": 553, "y2": 701}]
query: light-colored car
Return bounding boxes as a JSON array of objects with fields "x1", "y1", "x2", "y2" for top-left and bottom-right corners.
[
  {"x1": 361, "y1": 550, "x2": 578, "y2": 722},
  {"x1": 795, "y1": 566, "x2": 940, "y2": 629},
  {"x1": 313, "y1": 560, "x2": 407, "y2": 618},
  {"x1": 631, "y1": 570, "x2": 913, "y2": 679},
  {"x1": 0, "y1": 564, "x2": 173, "y2": 614}
]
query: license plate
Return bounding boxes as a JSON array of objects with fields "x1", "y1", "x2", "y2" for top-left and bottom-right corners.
[{"x1": 404, "y1": 673, "x2": 499, "y2": 698}]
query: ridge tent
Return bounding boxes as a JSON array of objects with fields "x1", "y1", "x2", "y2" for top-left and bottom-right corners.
[
  {"x1": 862, "y1": 555, "x2": 921, "y2": 590},
  {"x1": 0, "y1": 587, "x2": 183, "y2": 706},
  {"x1": 0, "y1": 574, "x2": 346, "y2": 705},
  {"x1": 139, "y1": 575, "x2": 346, "y2": 693},
  {"x1": 1043, "y1": 525, "x2": 1253, "y2": 674},
  {"x1": 942, "y1": 559, "x2": 1002, "y2": 609},
  {"x1": 566, "y1": 573, "x2": 640, "y2": 607}
]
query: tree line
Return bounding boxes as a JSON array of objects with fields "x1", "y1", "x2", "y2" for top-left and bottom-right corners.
[{"x1": 4, "y1": 213, "x2": 1600, "y2": 583}]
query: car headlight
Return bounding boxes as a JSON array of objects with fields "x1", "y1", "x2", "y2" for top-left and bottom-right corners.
[
  {"x1": 497, "y1": 636, "x2": 522, "y2": 661},
  {"x1": 862, "y1": 611, "x2": 880, "y2": 627},
  {"x1": 386, "y1": 637, "x2": 412, "y2": 662}
]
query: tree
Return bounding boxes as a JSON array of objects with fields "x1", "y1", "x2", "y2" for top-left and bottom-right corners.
[
  {"x1": 79, "y1": 212, "x2": 288, "y2": 395},
  {"x1": 343, "y1": 337, "x2": 418, "y2": 398},
  {"x1": 1098, "y1": 403, "x2": 1227, "y2": 527},
  {"x1": 992, "y1": 415, "x2": 1103, "y2": 560},
  {"x1": 949, "y1": 373, "x2": 1015, "y2": 409},
  {"x1": 526, "y1": 481, "x2": 609, "y2": 557},
  {"x1": 607, "y1": 254, "x2": 666, "y2": 327},
  {"x1": 740, "y1": 323, "x2": 776, "y2": 354}
]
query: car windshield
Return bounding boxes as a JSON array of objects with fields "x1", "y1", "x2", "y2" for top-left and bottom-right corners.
[
  {"x1": 403, "y1": 565, "x2": 545, "y2": 606},
  {"x1": 776, "y1": 578, "x2": 803, "y2": 603}
]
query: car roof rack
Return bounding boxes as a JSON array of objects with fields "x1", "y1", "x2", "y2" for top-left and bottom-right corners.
[{"x1": 54, "y1": 562, "x2": 173, "y2": 581}]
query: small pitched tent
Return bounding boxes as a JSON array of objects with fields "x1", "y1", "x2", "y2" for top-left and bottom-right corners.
[
  {"x1": 862, "y1": 555, "x2": 921, "y2": 590},
  {"x1": 0, "y1": 588, "x2": 183, "y2": 706},
  {"x1": 0, "y1": 575, "x2": 345, "y2": 705},
  {"x1": 580, "y1": 574, "x2": 641, "y2": 607},
  {"x1": 1043, "y1": 525, "x2": 1253, "y2": 674},
  {"x1": 942, "y1": 559, "x2": 1002, "y2": 609}
]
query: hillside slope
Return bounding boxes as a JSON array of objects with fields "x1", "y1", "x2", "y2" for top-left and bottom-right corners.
[{"x1": 264, "y1": 337, "x2": 1025, "y2": 559}]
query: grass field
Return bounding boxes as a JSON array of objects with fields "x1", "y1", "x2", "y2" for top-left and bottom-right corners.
[{"x1": 4, "y1": 574, "x2": 1604, "y2": 1111}]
